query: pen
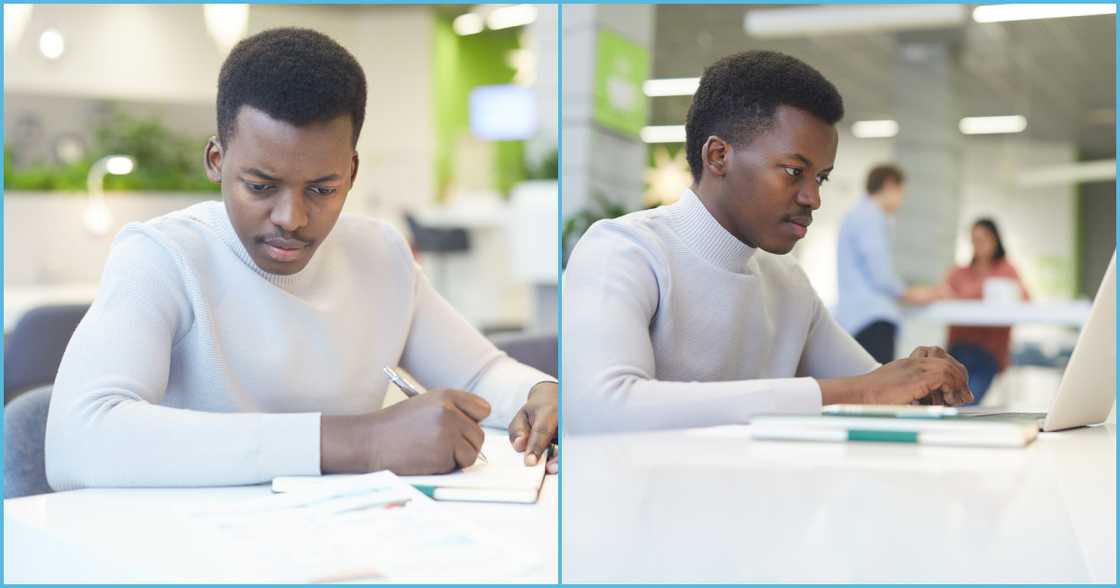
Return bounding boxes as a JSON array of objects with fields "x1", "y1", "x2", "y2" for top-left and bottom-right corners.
[{"x1": 382, "y1": 367, "x2": 487, "y2": 464}]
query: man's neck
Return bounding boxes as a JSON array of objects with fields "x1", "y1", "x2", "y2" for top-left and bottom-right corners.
[
  {"x1": 692, "y1": 181, "x2": 755, "y2": 247},
  {"x1": 869, "y1": 194, "x2": 891, "y2": 214}
]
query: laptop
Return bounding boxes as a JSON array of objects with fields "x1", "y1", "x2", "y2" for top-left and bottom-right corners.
[{"x1": 958, "y1": 251, "x2": 1116, "y2": 432}]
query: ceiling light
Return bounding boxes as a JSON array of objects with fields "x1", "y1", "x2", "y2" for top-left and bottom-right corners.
[
  {"x1": 203, "y1": 4, "x2": 249, "y2": 54},
  {"x1": 959, "y1": 115, "x2": 1028, "y2": 135},
  {"x1": 486, "y1": 4, "x2": 536, "y2": 30},
  {"x1": 973, "y1": 4, "x2": 1115, "y2": 24},
  {"x1": 38, "y1": 28, "x2": 64, "y2": 60},
  {"x1": 643, "y1": 78, "x2": 700, "y2": 98},
  {"x1": 453, "y1": 13, "x2": 484, "y2": 36},
  {"x1": 851, "y1": 120, "x2": 899, "y2": 139},
  {"x1": 640, "y1": 125, "x2": 686, "y2": 144},
  {"x1": 744, "y1": 5, "x2": 965, "y2": 38}
]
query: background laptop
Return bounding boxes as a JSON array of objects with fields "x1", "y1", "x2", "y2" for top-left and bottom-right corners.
[{"x1": 959, "y1": 252, "x2": 1116, "y2": 432}]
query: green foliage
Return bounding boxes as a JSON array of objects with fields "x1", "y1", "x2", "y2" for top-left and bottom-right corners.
[
  {"x1": 524, "y1": 148, "x2": 558, "y2": 181},
  {"x1": 4, "y1": 108, "x2": 219, "y2": 193},
  {"x1": 562, "y1": 192, "x2": 629, "y2": 266}
]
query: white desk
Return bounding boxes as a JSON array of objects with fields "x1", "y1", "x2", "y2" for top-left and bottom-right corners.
[
  {"x1": 904, "y1": 300, "x2": 1092, "y2": 327},
  {"x1": 562, "y1": 425, "x2": 1115, "y2": 583},
  {"x1": 3, "y1": 476, "x2": 557, "y2": 583}
]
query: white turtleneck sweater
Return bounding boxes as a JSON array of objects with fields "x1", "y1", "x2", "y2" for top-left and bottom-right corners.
[
  {"x1": 46, "y1": 200, "x2": 552, "y2": 490},
  {"x1": 562, "y1": 189, "x2": 879, "y2": 434}
]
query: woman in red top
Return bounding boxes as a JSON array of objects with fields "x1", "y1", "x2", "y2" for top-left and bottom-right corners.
[{"x1": 937, "y1": 218, "x2": 1030, "y2": 404}]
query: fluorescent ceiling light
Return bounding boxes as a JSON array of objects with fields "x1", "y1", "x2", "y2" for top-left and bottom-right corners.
[
  {"x1": 744, "y1": 5, "x2": 965, "y2": 38},
  {"x1": 973, "y1": 3, "x2": 1115, "y2": 23},
  {"x1": 1017, "y1": 159, "x2": 1117, "y2": 187},
  {"x1": 959, "y1": 115, "x2": 1028, "y2": 135},
  {"x1": 38, "y1": 28, "x2": 64, "y2": 60},
  {"x1": 641, "y1": 125, "x2": 686, "y2": 144},
  {"x1": 643, "y1": 77, "x2": 700, "y2": 97},
  {"x1": 453, "y1": 13, "x2": 484, "y2": 36},
  {"x1": 487, "y1": 4, "x2": 536, "y2": 30},
  {"x1": 851, "y1": 120, "x2": 899, "y2": 138}
]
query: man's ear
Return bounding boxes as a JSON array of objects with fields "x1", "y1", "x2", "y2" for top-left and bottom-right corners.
[
  {"x1": 349, "y1": 151, "x2": 359, "y2": 186},
  {"x1": 702, "y1": 136, "x2": 729, "y2": 178},
  {"x1": 203, "y1": 137, "x2": 223, "y2": 184}
]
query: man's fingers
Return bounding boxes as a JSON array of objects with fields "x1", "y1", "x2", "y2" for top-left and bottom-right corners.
[
  {"x1": 508, "y1": 410, "x2": 530, "y2": 452},
  {"x1": 546, "y1": 454, "x2": 558, "y2": 475},
  {"x1": 462, "y1": 418, "x2": 485, "y2": 456},
  {"x1": 523, "y1": 410, "x2": 557, "y2": 466},
  {"x1": 452, "y1": 439, "x2": 479, "y2": 470},
  {"x1": 449, "y1": 390, "x2": 492, "y2": 422}
]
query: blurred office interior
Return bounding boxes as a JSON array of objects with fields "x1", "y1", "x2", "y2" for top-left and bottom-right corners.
[
  {"x1": 563, "y1": 3, "x2": 1116, "y2": 411},
  {"x1": 3, "y1": 4, "x2": 559, "y2": 401}
]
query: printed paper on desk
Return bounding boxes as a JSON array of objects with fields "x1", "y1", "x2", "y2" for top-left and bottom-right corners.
[
  {"x1": 187, "y1": 478, "x2": 539, "y2": 583},
  {"x1": 273, "y1": 428, "x2": 547, "y2": 504}
]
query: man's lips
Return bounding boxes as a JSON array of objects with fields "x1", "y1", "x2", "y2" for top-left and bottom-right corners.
[
  {"x1": 260, "y1": 237, "x2": 309, "y2": 262},
  {"x1": 784, "y1": 215, "x2": 812, "y2": 238}
]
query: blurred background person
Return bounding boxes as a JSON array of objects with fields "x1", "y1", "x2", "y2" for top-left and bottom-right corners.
[
  {"x1": 835, "y1": 164, "x2": 937, "y2": 363},
  {"x1": 936, "y1": 218, "x2": 1030, "y2": 404}
]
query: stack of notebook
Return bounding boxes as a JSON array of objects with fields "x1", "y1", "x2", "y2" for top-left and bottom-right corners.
[{"x1": 751, "y1": 404, "x2": 1039, "y2": 448}]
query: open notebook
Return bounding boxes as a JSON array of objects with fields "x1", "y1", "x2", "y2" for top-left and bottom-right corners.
[{"x1": 273, "y1": 428, "x2": 547, "y2": 504}]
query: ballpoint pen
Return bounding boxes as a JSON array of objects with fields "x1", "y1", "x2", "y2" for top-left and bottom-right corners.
[{"x1": 383, "y1": 366, "x2": 487, "y2": 463}]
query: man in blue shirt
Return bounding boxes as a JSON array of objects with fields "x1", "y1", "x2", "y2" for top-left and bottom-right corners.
[{"x1": 836, "y1": 164, "x2": 936, "y2": 363}]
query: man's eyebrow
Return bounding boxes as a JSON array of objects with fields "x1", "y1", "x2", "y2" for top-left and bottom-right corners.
[
  {"x1": 241, "y1": 167, "x2": 279, "y2": 181},
  {"x1": 787, "y1": 153, "x2": 833, "y2": 173},
  {"x1": 308, "y1": 174, "x2": 342, "y2": 183}
]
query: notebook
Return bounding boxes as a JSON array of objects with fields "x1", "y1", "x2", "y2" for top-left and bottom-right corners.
[
  {"x1": 751, "y1": 414, "x2": 1039, "y2": 447},
  {"x1": 273, "y1": 428, "x2": 547, "y2": 504}
]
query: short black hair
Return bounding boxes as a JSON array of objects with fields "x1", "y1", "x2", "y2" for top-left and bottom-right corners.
[
  {"x1": 866, "y1": 164, "x2": 906, "y2": 195},
  {"x1": 685, "y1": 50, "x2": 844, "y2": 182},
  {"x1": 217, "y1": 27, "x2": 367, "y2": 148}
]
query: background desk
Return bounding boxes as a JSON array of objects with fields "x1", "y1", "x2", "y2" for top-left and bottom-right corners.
[
  {"x1": 4, "y1": 475, "x2": 557, "y2": 583},
  {"x1": 562, "y1": 424, "x2": 1114, "y2": 583},
  {"x1": 903, "y1": 300, "x2": 1092, "y2": 327}
]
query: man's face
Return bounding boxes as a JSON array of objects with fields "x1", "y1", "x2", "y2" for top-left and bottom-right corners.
[
  {"x1": 879, "y1": 178, "x2": 905, "y2": 214},
  {"x1": 702, "y1": 104, "x2": 838, "y2": 254},
  {"x1": 205, "y1": 106, "x2": 358, "y2": 275}
]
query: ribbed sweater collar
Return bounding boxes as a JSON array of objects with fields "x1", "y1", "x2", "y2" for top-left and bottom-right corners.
[
  {"x1": 202, "y1": 200, "x2": 326, "y2": 291},
  {"x1": 667, "y1": 188, "x2": 757, "y2": 274}
]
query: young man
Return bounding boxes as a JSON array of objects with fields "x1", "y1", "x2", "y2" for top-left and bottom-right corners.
[
  {"x1": 836, "y1": 165, "x2": 938, "y2": 363},
  {"x1": 46, "y1": 28, "x2": 557, "y2": 490},
  {"x1": 563, "y1": 51, "x2": 971, "y2": 434}
]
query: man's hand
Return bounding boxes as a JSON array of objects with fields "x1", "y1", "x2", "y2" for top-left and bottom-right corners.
[
  {"x1": 901, "y1": 285, "x2": 939, "y2": 305},
  {"x1": 820, "y1": 346, "x2": 973, "y2": 406},
  {"x1": 508, "y1": 381, "x2": 558, "y2": 474},
  {"x1": 321, "y1": 388, "x2": 491, "y2": 476}
]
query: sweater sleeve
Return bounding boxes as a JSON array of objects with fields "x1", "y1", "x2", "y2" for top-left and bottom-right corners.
[
  {"x1": 562, "y1": 223, "x2": 823, "y2": 435},
  {"x1": 798, "y1": 272, "x2": 883, "y2": 378},
  {"x1": 45, "y1": 230, "x2": 321, "y2": 491},
  {"x1": 399, "y1": 262, "x2": 553, "y2": 429}
]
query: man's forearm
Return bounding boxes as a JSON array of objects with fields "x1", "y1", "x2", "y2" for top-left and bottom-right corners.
[
  {"x1": 320, "y1": 414, "x2": 368, "y2": 474},
  {"x1": 817, "y1": 376, "x2": 862, "y2": 405}
]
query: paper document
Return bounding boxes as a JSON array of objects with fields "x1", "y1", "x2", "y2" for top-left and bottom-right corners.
[
  {"x1": 273, "y1": 428, "x2": 547, "y2": 503},
  {"x1": 189, "y1": 470, "x2": 539, "y2": 582}
]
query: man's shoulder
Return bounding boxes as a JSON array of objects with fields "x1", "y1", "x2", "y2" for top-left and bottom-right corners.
[
  {"x1": 328, "y1": 212, "x2": 414, "y2": 263},
  {"x1": 580, "y1": 206, "x2": 674, "y2": 255},
  {"x1": 114, "y1": 200, "x2": 223, "y2": 260}
]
